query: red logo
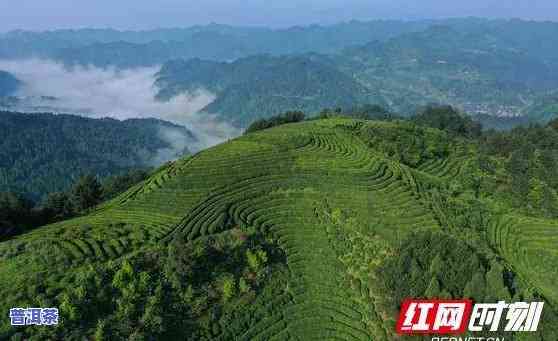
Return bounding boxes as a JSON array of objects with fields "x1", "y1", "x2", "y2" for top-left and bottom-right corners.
[{"x1": 396, "y1": 299, "x2": 473, "y2": 335}]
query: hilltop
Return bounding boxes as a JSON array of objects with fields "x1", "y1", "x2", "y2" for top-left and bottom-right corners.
[{"x1": 1, "y1": 117, "x2": 556, "y2": 340}]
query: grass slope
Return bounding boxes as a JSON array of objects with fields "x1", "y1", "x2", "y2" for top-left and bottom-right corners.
[{"x1": 0, "y1": 118, "x2": 556, "y2": 339}]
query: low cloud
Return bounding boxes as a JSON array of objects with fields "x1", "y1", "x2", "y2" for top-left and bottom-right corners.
[
  {"x1": 0, "y1": 59, "x2": 240, "y2": 161},
  {"x1": 148, "y1": 126, "x2": 192, "y2": 166}
]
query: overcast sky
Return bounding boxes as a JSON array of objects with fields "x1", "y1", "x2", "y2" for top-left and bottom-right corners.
[{"x1": 1, "y1": 0, "x2": 558, "y2": 32}]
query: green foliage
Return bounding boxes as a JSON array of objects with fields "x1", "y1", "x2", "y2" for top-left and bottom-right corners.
[
  {"x1": 413, "y1": 105, "x2": 482, "y2": 138},
  {"x1": 71, "y1": 175, "x2": 103, "y2": 213},
  {"x1": 245, "y1": 111, "x2": 305, "y2": 134},
  {"x1": 480, "y1": 121, "x2": 558, "y2": 217},
  {"x1": 485, "y1": 263, "x2": 512, "y2": 302},
  {"x1": 357, "y1": 121, "x2": 450, "y2": 167},
  {"x1": 0, "y1": 192, "x2": 38, "y2": 240},
  {"x1": 238, "y1": 277, "x2": 250, "y2": 294},
  {"x1": 0, "y1": 167, "x2": 153, "y2": 241},
  {"x1": 343, "y1": 104, "x2": 398, "y2": 121},
  {"x1": 0, "y1": 112, "x2": 192, "y2": 200},
  {"x1": 101, "y1": 169, "x2": 150, "y2": 201},
  {"x1": 377, "y1": 231, "x2": 492, "y2": 303},
  {"x1": 221, "y1": 275, "x2": 236, "y2": 301},
  {"x1": 94, "y1": 319, "x2": 108, "y2": 341},
  {"x1": 463, "y1": 272, "x2": 486, "y2": 302},
  {"x1": 246, "y1": 249, "x2": 268, "y2": 272},
  {"x1": 424, "y1": 277, "x2": 441, "y2": 298},
  {"x1": 42, "y1": 192, "x2": 74, "y2": 221}
]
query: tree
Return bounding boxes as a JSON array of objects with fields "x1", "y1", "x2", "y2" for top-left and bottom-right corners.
[
  {"x1": 246, "y1": 249, "x2": 267, "y2": 272},
  {"x1": 239, "y1": 277, "x2": 251, "y2": 294},
  {"x1": 72, "y1": 175, "x2": 103, "y2": 213},
  {"x1": 222, "y1": 275, "x2": 236, "y2": 301},
  {"x1": 527, "y1": 177, "x2": 545, "y2": 211},
  {"x1": 141, "y1": 283, "x2": 165, "y2": 335},
  {"x1": 0, "y1": 192, "x2": 34, "y2": 239},
  {"x1": 413, "y1": 105, "x2": 481, "y2": 138},
  {"x1": 485, "y1": 263, "x2": 511, "y2": 302},
  {"x1": 506, "y1": 144, "x2": 534, "y2": 200},
  {"x1": 94, "y1": 319, "x2": 109, "y2": 341},
  {"x1": 346, "y1": 104, "x2": 396, "y2": 121},
  {"x1": 245, "y1": 119, "x2": 271, "y2": 134},
  {"x1": 102, "y1": 169, "x2": 150, "y2": 200},
  {"x1": 42, "y1": 192, "x2": 74, "y2": 221},
  {"x1": 245, "y1": 111, "x2": 305, "y2": 134}
]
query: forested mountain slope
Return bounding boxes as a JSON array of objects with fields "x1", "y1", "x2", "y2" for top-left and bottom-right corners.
[
  {"x1": 1, "y1": 118, "x2": 556, "y2": 340},
  {"x1": 155, "y1": 55, "x2": 373, "y2": 126},
  {"x1": 0, "y1": 112, "x2": 195, "y2": 199},
  {"x1": 339, "y1": 24, "x2": 558, "y2": 115}
]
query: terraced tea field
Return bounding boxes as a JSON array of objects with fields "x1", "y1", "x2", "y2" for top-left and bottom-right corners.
[
  {"x1": 489, "y1": 215, "x2": 558, "y2": 305},
  {"x1": 1, "y1": 118, "x2": 556, "y2": 340}
]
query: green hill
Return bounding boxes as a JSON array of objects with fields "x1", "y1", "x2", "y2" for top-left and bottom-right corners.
[
  {"x1": 155, "y1": 55, "x2": 373, "y2": 127},
  {"x1": 0, "y1": 112, "x2": 195, "y2": 200},
  {"x1": 1, "y1": 118, "x2": 557, "y2": 340}
]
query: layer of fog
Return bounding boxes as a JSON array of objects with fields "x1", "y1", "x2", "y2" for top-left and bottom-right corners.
[{"x1": 0, "y1": 59, "x2": 240, "y2": 164}]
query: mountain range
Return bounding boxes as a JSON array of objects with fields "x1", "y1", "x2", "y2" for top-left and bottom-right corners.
[
  {"x1": 3, "y1": 18, "x2": 558, "y2": 124},
  {"x1": 154, "y1": 22, "x2": 558, "y2": 125}
]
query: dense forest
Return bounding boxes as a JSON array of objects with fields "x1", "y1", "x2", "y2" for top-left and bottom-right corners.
[
  {"x1": 0, "y1": 170, "x2": 150, "y2": 241},
  {"x1": 0, "y1": 112, "x2": 194, "y2": 200}
]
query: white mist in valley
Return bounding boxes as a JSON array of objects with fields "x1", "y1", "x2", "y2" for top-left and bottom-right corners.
[{"x1": 0, "y1": 59, "x2": 240, "y2": 162}]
